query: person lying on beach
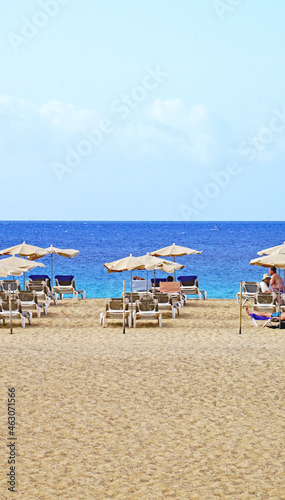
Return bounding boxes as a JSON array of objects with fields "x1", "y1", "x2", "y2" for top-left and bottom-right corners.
[
  {"x1": 269, "y1": 266, "x2": 284, "y2": 292},
  {"x1": 260, "y1": 273, "x2": 272, "y2": 293},
  {"x1": 245, "y1": 307, "x2": 285, "y2": 321}
]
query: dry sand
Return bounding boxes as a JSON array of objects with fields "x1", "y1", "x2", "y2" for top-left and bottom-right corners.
[{"x1": 0, "y1": 298, "x2": 284, "y2": 499}]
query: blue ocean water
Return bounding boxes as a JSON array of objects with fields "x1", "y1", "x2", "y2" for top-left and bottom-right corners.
[{"x1": 0, "y1": 221, "x2": 284, "y2": 299}]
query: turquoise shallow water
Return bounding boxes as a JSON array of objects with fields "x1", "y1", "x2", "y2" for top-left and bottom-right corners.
[{"x1": 0, "y1": 221, "x2": 284, "y2": 299}]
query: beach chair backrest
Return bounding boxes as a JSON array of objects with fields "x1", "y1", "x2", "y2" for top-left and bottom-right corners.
[
  {"x1": 151, "y1": 278, "x2": 167, "y2": 286},
  {"x1": 55, "y1": 276, "x2": 75, "y2": 288},
  {"x1": 27, "y1": 281, "x2": 48, "y2": 294},
  {"x1": 29, "y1": 275, "x2": 51, "y2": 290},
  {"x1": 243, "y1": 282, "x2": 260, "y2": 294},
  {"x1": 136, "y1": 299, "x2": 158, "y2": 312},
  {"x1": 1, "y1": 299, "x2": 21, "y2": 312},
  {"x1": 124, "y1": 293, "x2": 141, "y2": 302},
  {"x1": 254, "y1": 292, "x2": 276, "y2": 305},
  {"x1": 160, "y1": 282, "x2": 181, "y2": 294},
  {"x1": 0, "y1": 290, "x2": 8, "y2": 300},
  {"x1": 153, "y1": 293, "x2": 169, "y2": 304},
  {"x1": 55, "y1": 275, "x2": 75, "y2": 287},
  {"x1": 18, "y1": 291, "x2": 36, "y2": 302},
  {"x1": 177, "y1": 276, "x2": 198, "y2": 287},
  {"x1": 1, "y1": 280, "x2": 21, "y2": 292},
  {"x1": 107, "y1": 299, "x2": 128, "y2": 311}
]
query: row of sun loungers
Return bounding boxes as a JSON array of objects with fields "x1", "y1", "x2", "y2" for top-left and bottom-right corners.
[
  {"x1": 133, "y1": 276, "x2": 207, "y2": 300},
  {"x1": 100, "y1": 281, "x2": 190, "y2": 328},
  {"x1": 0, "y1": 275, "x2": 86, "y2": 301},
  {"x1": 100, "y1": 277, "x2": 207, "y2": 329},
  {"x1": 236, "y1": 284, "x2": 285, "y2": 327},
  {"x1": 236, "y1": 282, "x2": 285, "y2": 310},
  {"x1": 100, "y1": 298, "x2": 163, "y2": 328},
  {"x1": 0, "y1": 299, "x2": 32, "y2": 328},
  {"x1": 0, "y1": 275, "x2": 85, "y2": 329}
]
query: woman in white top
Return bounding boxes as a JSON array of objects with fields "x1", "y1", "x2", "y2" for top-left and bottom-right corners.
[{"x1": 260, "y1": 273, "x2": 271, "y2": 293}]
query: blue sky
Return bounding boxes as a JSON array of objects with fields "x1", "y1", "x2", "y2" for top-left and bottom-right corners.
[{"x1": 1, "y1": 0, "x2": 285, "y2": 220}]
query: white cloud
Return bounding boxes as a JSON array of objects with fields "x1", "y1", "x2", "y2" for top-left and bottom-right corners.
[
  {"x1": 39, "y1": 100, "x2": 95, "y2": 133},
  {"x1": 114, "y1": 99, "x2": 234, "y2": 164},
  {"x1": 0, "y1": 95, "x2": 236, "y2": 176}
]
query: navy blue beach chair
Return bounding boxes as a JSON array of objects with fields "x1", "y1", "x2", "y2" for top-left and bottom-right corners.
[
  {"x1": 177, "y1": 275, "x2": 207, "y2": 300},
  {"x1": 53, "y1": 275, "x2": 86, "y2": 300}
]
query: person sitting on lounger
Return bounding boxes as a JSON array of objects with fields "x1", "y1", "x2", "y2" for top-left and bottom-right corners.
[
  {"x1": 269, "y1": 266, "x2": 284, "y2": 293},
  {"x1": 166, "y1": 276, "x2": 174, "y2": 282},
  {"x1": 260, "y1": 273, "x2": 272, "y2": 293}
]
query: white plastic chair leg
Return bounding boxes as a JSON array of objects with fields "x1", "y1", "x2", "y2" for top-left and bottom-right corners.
[
  {"x1": 250, "y1": 317, "x2": 258, "y2": 327},
  {"x1": 21, "y1": 315, "x2": 25, "y2": 328},
  {"x1": 158, "y1": 314, "x2": 162, "y2": 327},
  {"x1": 100, "y1": 312, "x2": 106, "y2": 327}
]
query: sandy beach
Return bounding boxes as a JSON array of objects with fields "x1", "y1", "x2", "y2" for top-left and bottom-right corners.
[{"x1": 0, "y1": 298, "x2": 284, "y2": 499}]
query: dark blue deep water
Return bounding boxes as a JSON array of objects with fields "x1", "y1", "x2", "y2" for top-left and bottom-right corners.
[{"x1": 0, "y1": 221, "x2": 284, "y2": 299}]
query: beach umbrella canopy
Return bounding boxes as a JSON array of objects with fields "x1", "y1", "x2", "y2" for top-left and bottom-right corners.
[
  {"x1": 0, "y1": 241, "x2": 48, "y2": 260},
  {"x1": 43, "y1": 245, "x2": 80, "y2": 285},
  {"x1": 104, "y1": 253, "x2": 184, "y2": 274},
  {"x1": 0, "y1": 241, "x2": 48, "y2": 289},
  {"x1": 44, "y1": 245, "x2": 80, "y2": 259},
  {"x1": 104, "y1": 254, "x2": 146, "y2": 273},
  {"x1": 257, "y1": 242, "x2": 285, "y2": 256},
  {"x1": 150, "y1": 243, "x2": 202, "y2": 257},
  {"x1": 0, "y1": 256, "x2": 45, "y2": 271},
  {"x1": 250, "y1": 253, "x2": 285, "y2": 269},
  {"x1": 138, "y1": 253, "x2": 184, "y2": 273},
  {"x1": 150, "y1": 243, "x2": 202, "y2": 279},
  {"x1": 0, "y1": 262, "x2": 23, "y2": 277},
  {"x1": 136, "y1": 253, "x2": 185, "y2": 295}
]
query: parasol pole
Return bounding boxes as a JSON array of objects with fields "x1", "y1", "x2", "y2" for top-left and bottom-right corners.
[
  {"x1": 278, "y1": 267, "x2": 281, "y2": 329},
  {"x1": 8, "y1": 284, "x2": 13, "y2": 334},
  {"x1": 174, "y1": 255, "x2": 176, "y2": 281},
  {"x1": 239, "y1": 281, "x2": 242, "y2": 334},
  {"x1": 146, "y1": 270, "x2": 149, "y2": 297},
  {"x1": 122, "y1": 279, "x2": 126, "y2": 334},
  {"x1": 130, "y1": 270, "x2": 133, "y2": 328},
  {"x1": 51, "y1": 253, "x2": 53, "y2": 288}
]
